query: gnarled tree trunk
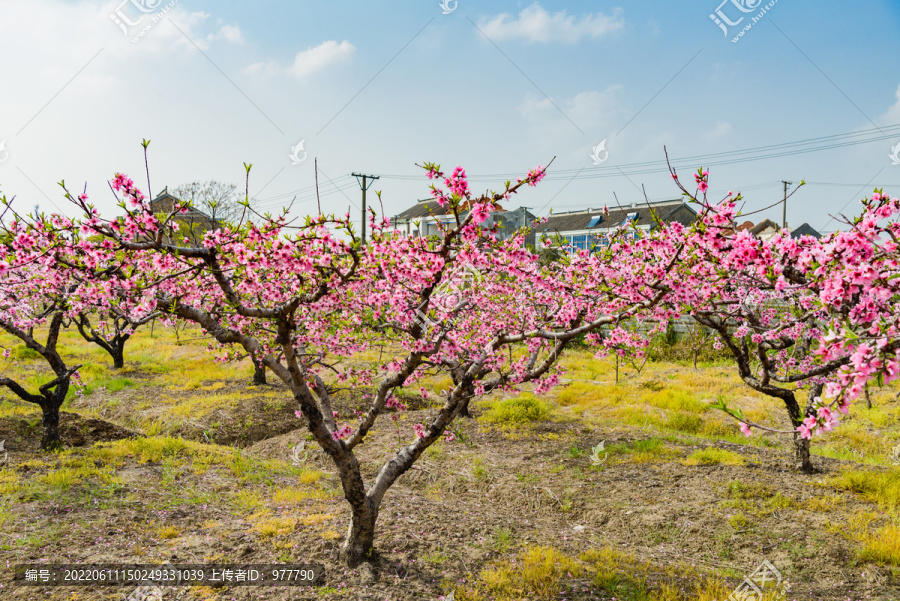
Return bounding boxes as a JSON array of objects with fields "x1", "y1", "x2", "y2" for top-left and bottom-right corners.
[
  {"x1": 40, "y1": 402, "x2": 64, "y2": 451},
  {"x1": 340, "y1": 501, "x2": 379, "y2": 566},
  {"x1": 252, "y1": 361, "x2": 267, "y2": 386},
  {"x1": 791, "y1": 432, "x2": 812, "y2": 474},
  {"x1": 110, "y1": 339, "x2": 126, "y2": 369},
  {"x1": 784, "y1": 385, "x2": 819, "y2": 474}
]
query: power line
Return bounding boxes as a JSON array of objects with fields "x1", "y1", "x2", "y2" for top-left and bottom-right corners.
[{"x1": 375, "y1": 123, "x2": 900, "y2": 183}]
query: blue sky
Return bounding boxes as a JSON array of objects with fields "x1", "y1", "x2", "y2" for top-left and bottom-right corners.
[{"x1": 1, "y1": 0, "x2": 899, "y2": 233}]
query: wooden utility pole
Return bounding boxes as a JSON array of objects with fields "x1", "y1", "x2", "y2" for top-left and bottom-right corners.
[
  {"x1": 352, "y1": 172, "x2": 380, "y2": 244},
  {"x1": 782, "y1": 180, "x2": 792, "y2": 230}
]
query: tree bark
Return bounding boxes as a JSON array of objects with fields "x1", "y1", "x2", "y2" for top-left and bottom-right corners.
[
  {"x1": 41, "y1": 404, "x2": 63, "y2": 451},
  {"x1": 111, "y1": 342, "x2": 125, "y2": 369},
  {"x1": 792, "y1": 433, "x2": 812, "y2": 474},
  {"x1": 785, "y1": 386, "x2": 817, "y2": 474},
  {"x1": 252, "y1": 361, "x2": 267, "y2": 386},
  {"x1": 339, "y1": 501, "x2": 378, "y2": 567},
  {"x1": 457, "y1": 383, "x2": 474, "y2": 418}
]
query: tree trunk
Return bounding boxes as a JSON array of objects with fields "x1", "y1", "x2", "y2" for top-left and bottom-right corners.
[
  {"x1": 111, "y1": 344, "x2": 125, "y2": 369},
  {"x1": 457, "y1": 383, "x2": 474, "y2": 418},
  {"x1": 41, "y1": 405, "x2": 63, "y2": 451},
  {"x1": 340, "y1": 502, "x2": 378, "y2": 567},
  {"x1": 252, "y1": 361, "x2": 267, "y2": 386},
  {"x1": 784, "y1": 388, "x2": 815, "y2": 473},
  {"x1": 793, "y1": 433, "x2": 813, "y2": 473}
]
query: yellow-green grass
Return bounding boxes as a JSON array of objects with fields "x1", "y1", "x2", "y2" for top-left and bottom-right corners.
[
  {"x1": 454, "y1": 545, "x2": 735, "y2": 601},
  {"x1": 605, "y1": 438, "x2": 681, "y2": 464},
  {"x1": 682, "y1": 448, "x2": 745, "y2": 466},
  {"x1": 858, "y1": 523, "x2": 900, "y2": 565},
  {"x1": 481, "y1": 393, "x2": 552, "y2": 425},
  {"x1": 830, "y1": 468, "x2": 900, "y2": 511}
]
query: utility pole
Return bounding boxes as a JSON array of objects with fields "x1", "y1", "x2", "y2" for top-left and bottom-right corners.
[
  {"x1": 521, "y1": 206, "x2": 532, "y2": 248},
  {"x1": 782, "y1": 180, "x2": 792, "y2": 230},
  {"x1": 352, "y1": 172, "x2": 380, "y2": 244}
]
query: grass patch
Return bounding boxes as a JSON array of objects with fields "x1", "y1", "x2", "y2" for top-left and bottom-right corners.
[
  {"x1": 252, "y1": 516, "x2": 297, "y2": 538},
  {"x1": 482, "y1": 394, "x2": 551, "y2": 424},
  {"x1": 272, "y1": 487, "x2": 332, "y2": 505},
  {"x1": 830, "y1": 468, "x2": 900, "y2": 510},
  {"x1": 606, "y1": 438, "x2": 680, "y2": 463},
  {"x1": 728, "y1": 513, "x2": 751, "y2": 529},
  {"x1": 858, "y1": 523, "x2": 900, "y2": 565},
  {"x1": 665, "y1": 412, "x2": 704, "y2": 434},
  {"x1": 803, "y1": 494, "x2": 845, "y2": 512},
  {"x1": 643, "y1": 388, "x2": 706, "y2": 414},
  {"x1": 724, "y1": 480, "x2": 772, "y2": 499},
  {"x1": 480, "y1": 546, "x2": 581, "y2": 600},
  {"x1": 156, "y1": 525, "x2": 180, "y2": 539},
  {"x1": 683, "y1": 447, "x2": 745, "y2": 466},
  {"x1": 455, "y1": 545, "x2": 734, "y2": 601}
]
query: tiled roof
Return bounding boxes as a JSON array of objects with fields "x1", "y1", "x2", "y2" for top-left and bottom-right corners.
[
  {"x1": 150, "y1": 191, "x2": 215, "y2": 221},
  {"x1": 538, "y1": 200, "x2": 695, "y2": 234},
  {"x1": 394, "y1": 199, "x2": 452, "y2": 220},
  {"x1": 750, "y1": 219, "x2": 779, "y2": 235},
  {"x1": 790, "y1": 222, "x2": 822, "y2": 239}
]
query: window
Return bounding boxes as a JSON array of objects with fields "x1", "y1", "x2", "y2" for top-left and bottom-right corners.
[
  {"x1": 587, "y1": 215, "x2": 603, "y2": 228},
  {"x1": 590, "y1": 234, "x2": 610, "y2": 249}
]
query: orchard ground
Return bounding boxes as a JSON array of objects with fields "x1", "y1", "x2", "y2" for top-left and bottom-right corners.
[{"x1": 1, "y1": 326, "x2": 899, "y2": 600}]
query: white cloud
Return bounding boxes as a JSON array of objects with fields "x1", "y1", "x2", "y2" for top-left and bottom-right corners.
[
  {"x1": 883, "y1": 83, "x2": 900, "y2": 125},
  {"x1": 149, "y1": 11, "x2": 245, "y2": 51},
  {"x1": 96, "y1": 3, "x2": 245, "y2": 52},
  {"x1": 518, "y1": 87, "x2": 624, "y2": 130},
  {"x1": 213, "y1": 24, "x2": 244, "y2": 45},
  {"x1": 705, "y1": 121, "x2": 732, "y2": 138},
  {"x1": 245, "y1": 40, "x2": 355, "y2": 80},
  {"x1": 478, "y1": 3, "x2": 624, "y2": 44}
]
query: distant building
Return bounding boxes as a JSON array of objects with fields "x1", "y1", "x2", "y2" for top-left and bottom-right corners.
[
  {"x1": 392, "y1": 199, "x2": 537, "y2": 247},
  {"x1": 749, "y1": 219, "x2": 780, "y2": 240},
  {"x1": 538, "y1": 199, "x2": 698, "y2": 252},
  {"x1": 789, "y1": 223, "x2": 822, "y2": 239},
  {"x1": 149, "y1": 188, "x2": 220, "y2": 232},
  {"x1": 741, "y1": 219, "x2": 822, "y2": 241}
]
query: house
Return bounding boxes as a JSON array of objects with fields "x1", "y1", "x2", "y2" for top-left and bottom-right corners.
[
  {"x1": 391, "y1": 199, "x2": 537, "y2": 247},
  {"x1": 538, "y1": 199, "x2": 698, "y2": 252},
  {"x1": 749, "y1": 219, "x2": 780, "y2": 240},
  {"x1": 741, "y1": 219, "x2": 822, "y2": 240},
  {"x1": 149, "y1": 188, "x2": 220, "y2": 232},
  {"x1": 789, "y1": 223, "x2": 822, "y2": 239}
]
